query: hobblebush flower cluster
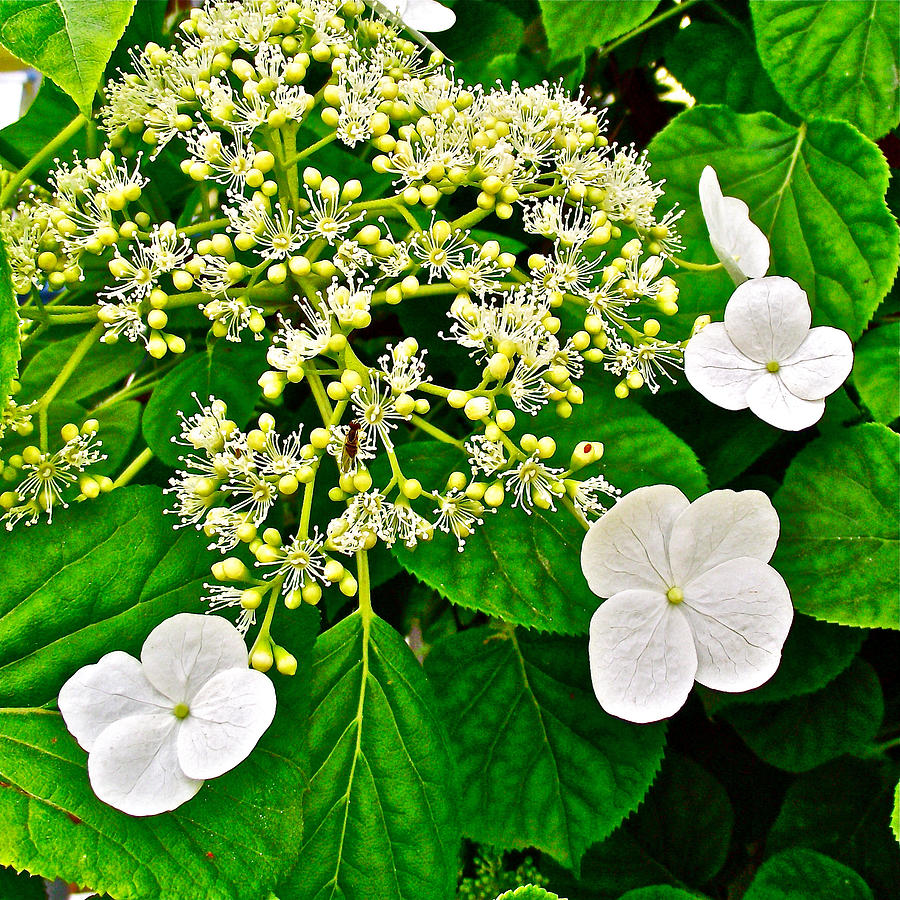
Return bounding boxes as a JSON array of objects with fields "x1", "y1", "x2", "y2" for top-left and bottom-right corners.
[{"x1": 1, "y1": 0, "x2": 695, "y2": 672}]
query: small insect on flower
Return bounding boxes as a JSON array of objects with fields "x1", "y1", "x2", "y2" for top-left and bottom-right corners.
[{"x1": 341, "y1": 420, "x2": 362, "y2": 474}]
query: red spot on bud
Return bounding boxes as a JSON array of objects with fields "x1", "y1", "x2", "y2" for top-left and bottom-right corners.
[
  {"x1": 205, "y1": 852, "x2": 215, "y2": 860},
  {"x1": 582, "y1": 443, "x2": 591, "y2": 454}
]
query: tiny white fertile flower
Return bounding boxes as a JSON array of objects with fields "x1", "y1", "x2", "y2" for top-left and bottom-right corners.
[
  {"x1": 582, "y1": 485, "x2": 793, "y2": 724},
  {"x1": 58, "y1": 613, "x2": 276, "y2": 816},
  {"x1": 684, "y1": 276, "x2": 853, "y2": 430},
  {"x1": 699, "y1": 165, "x2": 770, "y2": 284},
  {"x1": 380, "y1": 0, "x2": 456, "y2": 33}
]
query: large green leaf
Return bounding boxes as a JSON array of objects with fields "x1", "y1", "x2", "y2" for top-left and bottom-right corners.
[
  {"x1": 280, "y1": 611, "x2": 459, "y2": 900},
  {"x1": 0, "y1": 231, "x2": 20, "y2": 413},
  {"x1": 0, "y1": 485, "x2": 213, "y2": 707},
  {"x1": 768, "y1": 758, "x2": 900, "y2": 898},
  {"x1": 426, "y1": 626, "x2": 666, "y2": 873},
  {"x1": 539, "y1": 0, "x2": 660, "y2": 62},
  {"x1": 699, "y1": 613, "x2": 866, "y2": 713},
  {"x1": 0, "y1": 603, "x2": 318, "y2": 900},
  {"x1": 648, "y1": 107, "x2": 900, "y2": 340},
  {"x1": 18, "y1": 330, "x2": 144, "y2": 403},
  {"x1": 542, "y1": 752, "x2": 732, "y2": 897},
  {"x1": 852, "y1": 323, "x2": 900, "y2": 424},
  {"x1": 0, "y1": 0, "x2": 136, "y2": 116},
  {"x1": 391, "y1": 387, "x2": 706, "y2": 634},
  {"x1": 751, "y1": 0, "x2": 900, "y2": 140},
  {"x1": 723, "y1": 658, "x2": 884, "y2": 772},
  {"x1": 142, "y1": 338, "x2": 268, "y2": 467},
  {"x1": 744, "y1": 848, "x2": 873, "y2": 900},
  {"x1": 665, "y1": 21, "x2": 790, "y2": 118},
  {"x1": 618, "y1": 889, "x2": 704, "y2": 900},
  {"x1": 772, "y1": 423, "x2": 899, "y2": 630}
]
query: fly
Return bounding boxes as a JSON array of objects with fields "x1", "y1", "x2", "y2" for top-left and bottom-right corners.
[{"x1": 341, "y1": 420, "x2": 362, "y2": 474}]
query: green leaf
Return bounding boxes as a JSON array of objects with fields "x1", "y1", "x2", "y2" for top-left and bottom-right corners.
[
  {"x1": 542, "y1": 752, "x2": 732, "y2": 897},
  {"x1": 642, "y1": 389, "x2": 780, "y2": 489},
  {"x1": 665, "y1": 21, "x2": 790, "y2": 117},
  {"x1": 0, "y1": 230, "x2": 19, "y2": 413},
  {"x1": 750, "y1": 0, "x2": 900, "y2": 140},
  {"x1": 90, "y1": 398, "x2": 140, "y2": 475},
  {"x1": 768, "y1": 757, "x2": 900, "y2": 898},
  {"x1": 624, "y1": 752, "x2": 732, "y2": 885},
  {"x1": 495, "y1": 887, "x2": 561, "y2": 900},
  {"x1": 648, "y1": 107, "x2": 900, "y2": 340},
  {"x1": 539, "y1": 0, "x2": 660, "y2": 62},
  {"x1": 279, "y1": 611, "x2": 460, "y2": 900},
  {"x1": 852, "y1": 323, "x2": 900, "y2": 423},
  {"x1": 772, "y1": 423, "x2": 899, "y2": 630},
  {"x1": 0, "y1": 648, "x2": 314, "y2": 900},
  {"x1": 142, "y1": 339, "x2": 268, "y2": 467},
  {"x1": 0, "y1": 0, "x2": 136, "y2": 116},
  {"x1": 618, "y1": 889, "x2": 704, "y2": 900},
  {"x1": 18, "y1": 330, "x2": 144, "y2": 403},
  {"x1": 0, "y1": 485, "x2": 213, "y2": 707},
  {"x1": 722, "y1": 658, "x2": 884, "y2": 773},
  {"x1": 390, "y1": 387, "x2": 706, "y2": 634},
  {"x1": 426, "y1": 626, "x2": 666, "y2": 873},
  {"x1": 699, "y1": 614, "x2": 866, "y2": 713},
  {"x1": 744, "y1": 848, "x2": 873, "y2": 900}
]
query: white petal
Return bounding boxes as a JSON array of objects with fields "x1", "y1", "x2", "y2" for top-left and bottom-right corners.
[
  {"x1": 140, "y1": 613, "x2": 248, "y2": 703},
  {"x1": 681, "y1": 558, "x2": 792, "y2": 693},
  {"x1": 58, "y1": 651, "x2": 172, "y2": 752},
  {"x1": 177, "y1": 668, "x2": 276, "y2": 780},
  {"x1": 724, "y1": 276, "x2": 811, "y2": 363},
  {"x1": 779, "y1": 326, "x2": 854, "y2": 401},
  {"x1": 581, "y1": 485, "x2": 689, "y2": 597},
  {"x1": 699, "y1": 166, "x2": 770, "y2": 284},
  {"x1": 87, "y1": 713, "x2": 202, "y2": 816},
  {"x1": 402, "y1": 0, "x2": 456, "y2": 31},
  {"x1": 669, "y1": 489, "x2": 780, "y2": 584},
  {"x1": 746, "y1": 371, "x2": 825, "y2": 430},
  {"x1": 684, "y1": 322, "x2": 764, "y2": 410},
  {"x1": 589, "y1": 590, "x2": 697, "y2": 723}
]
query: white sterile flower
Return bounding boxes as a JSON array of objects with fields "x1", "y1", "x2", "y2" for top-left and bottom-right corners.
[
  {"x1": 380, "y1": 0, "x2": 456, "y2": 33},
  {"x1": 58, "y1": 613, "x2": 276, "y2": 816},
  {"x1": 699, "y1": 165, "x2": 769, "y2": 284},
  {"x1": 684, "y1": 276, "x2": 854, "y2": 430},
  {"x1": 582, "y1": 485, "x2": 793, "y2": 724}
]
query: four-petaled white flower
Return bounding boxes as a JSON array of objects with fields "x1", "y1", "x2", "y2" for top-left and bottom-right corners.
[
  {"x1": 380, "y1": 0, "x2": 456, "y2": 32},
  {"x1": 582, "y1": 485, "x2": 793, "y2": 724},
  {"x1": 699, "y1": 165, "x2": 770, "y2": 284},
  {"x1": 684, "y1": 276, "x2": 854, "y2": 430},
  {"x1": 58, "y1": 613, "x2": 276, "y2": 816}
]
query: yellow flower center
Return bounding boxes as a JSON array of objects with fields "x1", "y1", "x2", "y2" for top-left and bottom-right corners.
[
  {"x1": 173, "y1": 703, "x2": 190, "y2": 719},
  {"x1": 666, "y1": 587, "x2": 684, "y2": 604},
  {"x1": 766, "y1": 360, "x2": 780, "y2": 373}
]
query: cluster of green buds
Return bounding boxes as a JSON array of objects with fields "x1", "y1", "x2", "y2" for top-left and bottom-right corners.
[{"x1": 1, "y1": 0, "x2": 693, "y2": 665}]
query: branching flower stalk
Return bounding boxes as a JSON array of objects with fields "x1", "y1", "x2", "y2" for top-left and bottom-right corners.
[{"x1": 0, "y1": 0, "x2": 706, "y2": 669}]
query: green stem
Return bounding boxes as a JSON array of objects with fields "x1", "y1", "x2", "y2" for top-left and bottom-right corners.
[
  {"x1": 0, "y1": 114, "x2": 86, "y2": 209},
  {"x1": 670, "y1": 256, "x2": 724, "y2": 272},
  {"x1": 599, "y1": 0, "x2": 702, "y2": 57},
  {"x1": 111, "y1": 447, "x2": 154, "y2": 488},
  {"x1": 285, "y1": 131, "x2": 337, "y2": 166},
  {"x1": 37, "y1": 323, "x2": 103, "y2": 450},
  {"x1": 408, "y1": 413, "x2": 465, "y2": 450},
  {"x1": 356, "y1": 549, "x2": 372, "y2": 623}
]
